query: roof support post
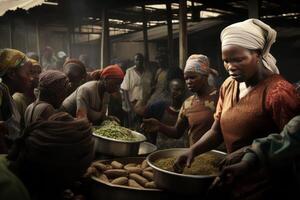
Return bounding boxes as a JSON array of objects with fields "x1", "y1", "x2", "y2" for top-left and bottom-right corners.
[
  {"x1": 67, "y1": 21, "x2": 73, "y2": 58},
  {"x1": 166, "y1": 2, "x2": 174, "y2": 67},
  {"x1": 142, "y1": 5, "x2": 149, "y2": 65},
  {"x1": 9, "y1": 18, "x2": 13, "y2": 48},
  {"x1": 248, "y1": 0, "x2": 260, "y2": 18},
  {"x1": 35, "y1": 19, "x2": 40, "y2": 58},
  {"x1": 179, "y1": 0, "x2": 187, "y2": 70},
  {"x1": 101, "y1": 8, "x2": 110, "y2": 68}
]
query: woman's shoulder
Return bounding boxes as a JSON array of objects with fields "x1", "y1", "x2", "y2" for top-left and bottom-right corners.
[
  {"x1": 183, "y1": 94, "x2": 196, "y2": 104},
  {"x1": 265, "y1": 74, "x2": 292, "y2": 88},
  {"x1": 265, "y1": 74, "x2": 299, "y2": 104},
  {"x1": 264, "y1": 75, "x2": 296, "y2": 97},
  {"x1": 77, "y1": 80, "x2": 98, "y2": 92},
  {"x1": 218, "y1": 76, "x2": 237, "y2": 95}
]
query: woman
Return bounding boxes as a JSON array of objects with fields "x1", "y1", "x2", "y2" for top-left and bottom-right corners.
[
  {"x1": 62, "y1": 64, "x2": 124, "y2": 125},
  {"x1": 24, "y1": 70, "x2": 69, "y2": 127},
  {"x1": 0, "y1": 48, "x2": 33, "y2": 152},
  {"x1": 13, "y1": 59, "x2": 42, "y2": 125},
  {"x1": 147, "y1": 54, "x2": 169, "y2": 105},
  {"x1": 142, "y1": 54, "x2": 218, "y2": 146},
  {"x1": 175, "y1": 19, "x2": 300, "y2": 199},
  {"x1": 143, "y1": 79, "x2": 187, "y2": 149},
  {"x1": 63, "y1": 59, "x2": 87, "y2": 95},
  {"x1": 8, "y1": 112, "x2": 94, "y2": 200}
]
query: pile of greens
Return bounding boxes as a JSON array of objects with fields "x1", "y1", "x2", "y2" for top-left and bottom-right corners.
[{"x1": 94, "y1": 120, "x2": 140, "y2": 142}]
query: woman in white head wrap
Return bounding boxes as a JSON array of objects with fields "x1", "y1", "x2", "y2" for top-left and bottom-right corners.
[
  {"x1": 142, "y1": 54, "x2": 218, "y2": 146},
  {"x1": 174, "y1": 19, "x2": 300, "y2": 199}
]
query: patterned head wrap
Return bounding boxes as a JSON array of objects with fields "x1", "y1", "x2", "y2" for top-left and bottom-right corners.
[
  {"x1": 29, "y1": 58, "x2": 41, "y2": 67},
  {"x1": 221, "y1": 18, "x2": 279, "y2": 74},
  {"x1": 0, "y1": 48, "x2": 28, "y2": 77},
  {"x1": 184, "y1": 54, "x2": 210, "y2": 75},
  {"x1": 99, "y1": 64, "x2": 124, "y2": 79}
]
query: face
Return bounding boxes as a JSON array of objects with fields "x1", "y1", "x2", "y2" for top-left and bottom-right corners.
[
  {"x1": 184, "y1": 71, "x2": 207, "y2": 93},
  {"x1": 156, "y1": 56, "x2": 167, "y2": 68},
  {"x1": 53, "y1": 80, "x2": 70, "y2": 108},
  {"x1": 222, "y1": 45, "x2": 260, "y2": 82},
  {"x1": 64, "y1": 64, "x2": 85, "y2": 84},
  {"x1": 30, "y1": 64, "x2": 42, "y2": 88},
  {"x1": 13, "y1": 61, "x2": 33, "y2": 93},
  {"x1": 105, "y1": 78, "x2": 123, "y2": 93},
  {"x1": 169, "y1": 80, "x2": 185, "y2": 100},
  {"x1": 134, "y1": 55, "x2": 144, "y2": 68}
]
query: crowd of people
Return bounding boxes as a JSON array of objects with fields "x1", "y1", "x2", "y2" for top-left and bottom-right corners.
[{"x1": 0, "y1": 18, "x2": 299, "y2": 200}]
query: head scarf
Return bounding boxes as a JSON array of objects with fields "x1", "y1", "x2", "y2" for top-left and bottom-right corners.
[
  {"x1": 29, "y1": 58, "x2": 41, "y2": 67},
  {"x1": 63, "y1": 58, "x2": 86, "y2": 74},
  {"x1": 221, "y1": 18, "x2": 279, "y2": 74},
  {"x1": 184, "y1": 54, "x2": 211, "y2": 75},
  {"x1": 26, "y1": 51, "x2": 39, "y2": 61},
  {"x1": 0, "y1": 48, "x2": 28, "y2": 77},
  {"x1": 38, "y1": 70, "x2": 68, "y2": 93},
  {"x1": 99, "y1": 64, "x2": 124, "y2": 79}
]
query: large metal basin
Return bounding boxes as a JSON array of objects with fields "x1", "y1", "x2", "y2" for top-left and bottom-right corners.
[
  {"x1": 93, "y1": 130, "x2": 146, "y2": 157},
  {"x1": 146, "y1": 148, "x2": 225, "y2": 195}
]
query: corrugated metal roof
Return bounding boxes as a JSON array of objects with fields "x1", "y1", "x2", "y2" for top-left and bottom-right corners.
[{"x1": 0, "y1": 0, "x2": 45, "y2": 16}]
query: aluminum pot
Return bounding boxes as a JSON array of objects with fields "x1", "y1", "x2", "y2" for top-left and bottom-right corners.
[
  {"x1": 93, "y1": 130, "x2": 146, "y2": 157},
  {"x1": 146, "y1": 148, "x2": 226, "y2": 195}
]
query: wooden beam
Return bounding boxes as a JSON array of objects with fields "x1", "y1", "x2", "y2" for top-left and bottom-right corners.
[
  {"x1": 67, "y1": 22, "x2": 73, "y2": 57},
  {"x1": 142, "y1": 5, "x2": 149, "y2": 64},
  {"x1": 166, "y1": 2, "x2": 174, "y2": 67},
  {"x1": 101, "y1": 8, "x2": 110, "y2": 68},
  {"x1": 179, "y1": 0, "x2": 187, "y2": 70}
]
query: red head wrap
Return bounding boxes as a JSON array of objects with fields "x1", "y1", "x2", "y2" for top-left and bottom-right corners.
[{"x1": 99, "y1": 64, "x2": 124, "y2": 79}]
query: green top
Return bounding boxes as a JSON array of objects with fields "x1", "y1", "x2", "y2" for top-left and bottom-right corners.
[
  {"x1": 243, "y1": 115, "x2": 300, "y2": 168},
  {"x1": 0, "y1": 155, "x2": 31, "y2": 200}
]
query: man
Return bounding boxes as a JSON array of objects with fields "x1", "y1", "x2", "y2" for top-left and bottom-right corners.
[
  {"x1": 41, "y1": 46, "x2": 57, "y2": 71},
  {"x1": 121, "y1": 53, "x2": 153, "y2": 129}
]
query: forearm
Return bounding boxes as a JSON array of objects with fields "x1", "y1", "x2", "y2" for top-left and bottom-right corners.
[
  {"x1": 248, "y1": 132, "x2": 300, "y2": 168},
  {"x1": 158, "y1": 122, "x2": 182, "y2": 139},
  {"x1": 89, "y1": 108, "x2": 107, "y2": 123},
  {"x1": 190, "y1": 121, "x2": 223, "y2": 156}
]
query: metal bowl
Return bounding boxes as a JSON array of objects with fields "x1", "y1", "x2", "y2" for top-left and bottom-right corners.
[
  {"x1": 146, "y1": 148, "x2": 226, "y2": 195},
  {"x1": 93, "y1": 130, "x2": 146, "y2": 157},
  {"x1": 138, "y1": 142, "x2": 157, "y2": 156}
]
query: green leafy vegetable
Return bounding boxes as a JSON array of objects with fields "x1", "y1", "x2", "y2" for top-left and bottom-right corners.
[{"x1": 94, "y1": 120, "x2": 140, "y2": 142}]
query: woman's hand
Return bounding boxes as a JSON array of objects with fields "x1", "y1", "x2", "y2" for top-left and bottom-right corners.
[
  {"x1": 173, "y1": 149, "x2": 195, "y2": 173},
  {"x1": 210, "y1": 159, "x2": 254, "y2": 191},
  {"x1": 218, "y1": 146, "x2": 249, "y2": 168},
  {"x1": 141, "y1": 118, "x2": 160, "y2": 133}
]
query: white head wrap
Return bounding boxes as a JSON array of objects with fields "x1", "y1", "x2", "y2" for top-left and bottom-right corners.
[
  {"x1": 221, "y1": 18, "x2": 279, "y2": 74},
  {"x1": 184, "y1": 54, "x2": 210, "y2": 75}
]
